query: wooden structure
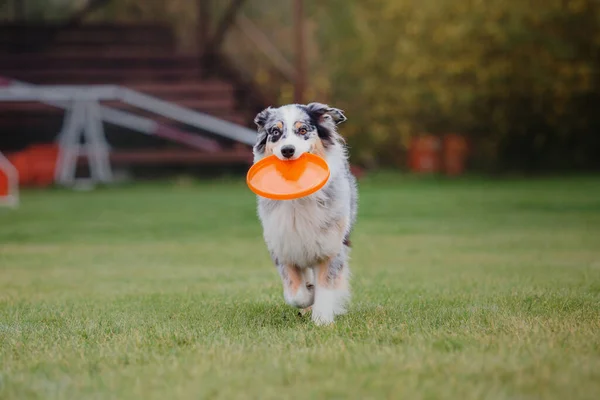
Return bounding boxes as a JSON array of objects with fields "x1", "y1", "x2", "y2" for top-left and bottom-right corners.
[
  {"x1": 0, "y1": 83, "x2": 258, "y2": 186},
  {"x1": 0, "y1": 0, "x2": 308, "y2": 177},
  {"x1": 0, "y1": 24, "x2": 255, "y2": 168}
]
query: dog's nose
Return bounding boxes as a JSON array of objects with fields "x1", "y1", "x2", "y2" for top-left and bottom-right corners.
[{"x1": 281, "y1": 145, "x2": 295, "y2": 159}]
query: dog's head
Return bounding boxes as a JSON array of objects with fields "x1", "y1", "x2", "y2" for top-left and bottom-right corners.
[{"x1": 252, "y1": 103, "x2": 347, "y2": 162}]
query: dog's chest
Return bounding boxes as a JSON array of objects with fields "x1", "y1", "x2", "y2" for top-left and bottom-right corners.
[{"x1": 259, "y1": 195, "x2": 343, "y2": 267}]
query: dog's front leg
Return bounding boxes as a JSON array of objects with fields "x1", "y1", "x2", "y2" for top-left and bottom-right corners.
[
  {"x1": 311, "y1": 253, "x2": 351, "y2": 326},
  {"x1": 277, "y1": 264, "x2": 315, "y2": 309}
]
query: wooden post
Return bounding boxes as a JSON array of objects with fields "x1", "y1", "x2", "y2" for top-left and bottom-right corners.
[
  {"x1": 14, "y1": 0, "x2": 26, "y2": 21},
  {"x1": 197, "y1": 0, "x2": 211, "y2": 55},
  {"x1": 206, "y1": 0, "x2": 246, "y2": 57},
  {"x1": 293, "y1": 0, "x2": 306, "y2": 104}
]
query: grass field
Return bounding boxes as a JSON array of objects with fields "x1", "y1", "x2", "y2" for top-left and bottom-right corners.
[{"x1": 1, "y1": 175, "x2": 599, "y2": 399}]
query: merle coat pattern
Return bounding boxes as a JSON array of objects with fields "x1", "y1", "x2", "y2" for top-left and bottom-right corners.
[{"x1": 252, "y1": 103, "x2": 358, "y2": 325}]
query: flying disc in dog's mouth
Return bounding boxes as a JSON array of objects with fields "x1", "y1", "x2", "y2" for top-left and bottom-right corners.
[{"x1": 246, "y1": 153, "x2": 330, "y2": 200}]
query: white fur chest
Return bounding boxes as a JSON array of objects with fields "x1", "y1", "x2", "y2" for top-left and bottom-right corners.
[{"x1": 258, "y1": 189, "x2": 347, "y2": 268}]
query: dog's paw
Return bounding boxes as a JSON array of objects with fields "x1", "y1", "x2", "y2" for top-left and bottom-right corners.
[
  {"x1": 311, "y1": 287, "x2": 336, "y2": 325},
  {"x1": 311, "y1": 309, "x2": 335, "y2": 326},
  {"x1": 284, "y1": 285, "x2": 315, "y2": 309}
]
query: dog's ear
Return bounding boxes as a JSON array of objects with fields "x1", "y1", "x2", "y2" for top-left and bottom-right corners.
[
  {"x1": 254, "y1": 107, "x2": 273, "y2": 129},
  {"x1": 306, "y1": 102, "x2": 347, "y2": 125},
  {"x1": 253, "y1": 107, "x2": 272, "y2": 155}
]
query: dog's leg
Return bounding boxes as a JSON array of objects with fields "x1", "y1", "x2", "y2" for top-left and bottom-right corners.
[
  {"x1": 299, "y1": 268, "x2": 315, "y2": 315},
  {"x1": 278, "y1": 264, "x2": 315, "y2": 309},
  {"x1": 311, "y1": 252, "x2": 351, "y2": 326}
]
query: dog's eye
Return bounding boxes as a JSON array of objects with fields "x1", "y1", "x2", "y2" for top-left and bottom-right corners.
[
  {"x1": 271, "y1": 129, "x2": 281, "y2": 136},
  {"x1": 298, "y1": 127, "x2": 307, "y2": 135}
]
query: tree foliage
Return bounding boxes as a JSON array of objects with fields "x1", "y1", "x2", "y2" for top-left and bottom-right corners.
[{"x1": 312, "y1": 0, "x2": 600, "y2": 170}]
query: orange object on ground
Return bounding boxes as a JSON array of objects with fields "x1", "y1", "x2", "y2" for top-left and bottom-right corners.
[
  {"x1": 247, "y1": 153, "x2": 330, "y2": 200},
  {"x1": 5, "y1": 144, "x2": 59, "y2": 187},
  {"x1": 27, "y1": 144, "x2": 59, "y2": 187},
  {"x1": 442, "y1": 134, "x2": 468, "y2": 176},
  {"x1": 7, "y1": 152, "x2": 31, "y2": 185},
  {"x1": 0, "y1": 168, "x2": 8, "y2": 197},
  {"x1": 408, "y1": 135, "x2": 442, "y2": 173}
]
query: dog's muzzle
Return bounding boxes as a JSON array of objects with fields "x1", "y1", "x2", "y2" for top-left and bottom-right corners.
[{"x1": 281, "y1": 145, "x2": 295, "y2": 159}]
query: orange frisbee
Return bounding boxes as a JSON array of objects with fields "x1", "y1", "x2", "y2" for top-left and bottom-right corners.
[{"x1": 247, "y1": 153, "x2": 330, "y2": 200}]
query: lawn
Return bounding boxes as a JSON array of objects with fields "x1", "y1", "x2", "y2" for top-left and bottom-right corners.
[{"x1": 1, "y1": 175, "x2": 599, "y2": 399}]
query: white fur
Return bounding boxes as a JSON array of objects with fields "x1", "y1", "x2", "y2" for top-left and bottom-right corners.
[
  {"x1": 284, "y1": 284, "x2": 314, "y2": 309},
  {"x1": 312, "y1": 263, "x2": 351, "y2": 325},
  {"x1": 253, "y1": 103, "x2": 357, "y2": 325},
  {"x1": 258, "y1": 145, "x2": 351, "y2": 267},
  {"x1": 272, "y1": 106, "x2": 312, "y2": 160},
  {"x1": 283, "y1": 268, "x2": 315, "y2": 309},
  {"x1": 312, "y1": 287, "x2": 337, "y2": 325}
]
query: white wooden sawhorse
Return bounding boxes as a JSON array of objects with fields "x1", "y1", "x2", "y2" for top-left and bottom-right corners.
[
  {"x1": 55, "y1": 100, "x2": 112, "y2": 186},
  {"x1": 0, "y1": 83, "x2": 259, "y2": 189}
]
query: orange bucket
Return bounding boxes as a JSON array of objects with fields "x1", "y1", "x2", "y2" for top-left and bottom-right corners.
[
  {"x1": 7, "y1": 152, "x2": 31, "y2": 186},
  {"x1": 442, "y1": 134, "x2": 468, "y2": 176},
  {"x1": 408, "y1": 135, "x2": 442, "y2": 173},
  {"x1": 27, "y1": 144, "x2": 59, "y2": 187},
  {"x1": 5, "y1": 144, "x2": 59, "y2": 187}
]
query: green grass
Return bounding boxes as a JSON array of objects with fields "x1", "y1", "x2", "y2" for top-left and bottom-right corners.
[{"x1": 1, "y1": 175, "x2": 599, "y2": 399}]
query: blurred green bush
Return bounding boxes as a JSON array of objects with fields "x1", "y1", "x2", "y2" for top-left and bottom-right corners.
[{"x1": 312, "y1": 0, "x2": 600, "y2": 171}]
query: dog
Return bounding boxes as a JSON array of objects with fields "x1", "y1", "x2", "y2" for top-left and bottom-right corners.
[{"x1": 252, "y1": 102, "x2": 358, "y2": 325}]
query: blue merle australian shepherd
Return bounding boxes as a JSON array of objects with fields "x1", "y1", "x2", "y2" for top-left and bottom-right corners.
[{"x1": 252, "y1": 102, "x2": 358, "y2": 325}]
